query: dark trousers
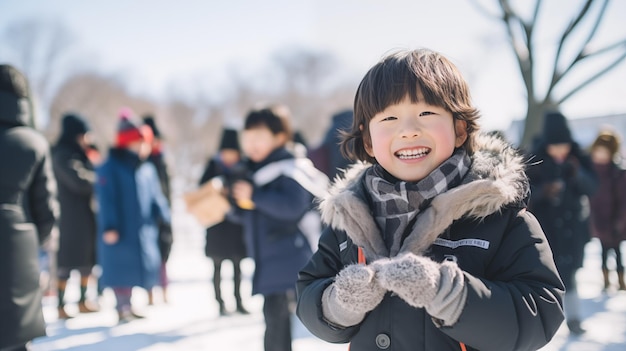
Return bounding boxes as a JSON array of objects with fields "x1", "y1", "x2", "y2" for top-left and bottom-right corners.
[
  {"x1": 263, "y1": 292, "x2": 293, "y2": 351},
  {"x1": 601, "y1": 243, "x2": 624, "y2": 271}
]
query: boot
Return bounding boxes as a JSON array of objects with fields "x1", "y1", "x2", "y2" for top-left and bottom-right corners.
[
  {"x1": 78, "y1": 300, "x2": 99, "y2": 313},
  {"x1": 618, "y1": 269, "x2": 626, "y2": 291},
  {"x1": 218, "y1": 301, "x2": 227, "y2": 316},
  {"x1": 603, "y1": 268, "x2": 611, "y2": 291},
  {"x1": 233, "y1": 262, "x2": 248, "y2": 314},
  {"x1": 566, "y1": 319, "x2": 586, "y2": 335},
  {"x1": 57, "y1": 306, "x2": 72, "y2": 320},
  {"x1": 235, "y1": 299, "x2": 249, "y2": 315}
]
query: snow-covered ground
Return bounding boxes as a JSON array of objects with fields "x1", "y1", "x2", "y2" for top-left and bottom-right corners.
[{"x1": 31, "y1": 205, "x2": 626, "y2": 351}]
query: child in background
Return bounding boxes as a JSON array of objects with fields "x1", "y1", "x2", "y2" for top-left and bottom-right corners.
[
  {"x1": 199, "y1": 128, "x2": 249, "y2": 316},
  {"x1": 142, "y1": 115, "x2": 174, "y2": 305},
  {"x1": 296, "y1": 48, "x2": 565, "y2": 350},
  {"x1": 526, "y1": 111, "x2": 597, "y2": 336},
  {"x1": 95, "y1": 109, "x2": 170, "y2": 323},
  {"x1": 589, "y1": 129, "x2": 626, "y2": 291},
  {"x1": 231, "y1": 105, "x2": 328, "y2": 351}
]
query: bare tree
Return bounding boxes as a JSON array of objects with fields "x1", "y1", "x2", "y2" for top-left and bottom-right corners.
[
  {"x1": 1, "y1": 17, "x2": 87, "y2": 128},
  {"x1": 471, "y1": 0, "x2": 626, "y2": 148}
]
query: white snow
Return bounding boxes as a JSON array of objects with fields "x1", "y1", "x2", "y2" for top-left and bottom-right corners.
[{"x1": 31, "y1": 205, "x2": 626, "y2": 351}]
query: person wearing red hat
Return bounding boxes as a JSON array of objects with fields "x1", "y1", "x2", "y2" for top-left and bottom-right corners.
[{"x1": 95, "y1": 109, "x2": 170, "y2": 323}]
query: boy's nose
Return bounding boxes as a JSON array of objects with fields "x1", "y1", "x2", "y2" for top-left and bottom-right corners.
[{"x1": 399, "y1": 119, "x2": 421, "y2": 138}]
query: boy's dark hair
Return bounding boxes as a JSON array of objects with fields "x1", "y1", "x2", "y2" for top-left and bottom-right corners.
[
  {"x1": 244, "y1": 104, "x2": 293, "y2": 140},
  {"x1": 341, "y1": 48, "x2": 480, "y2": 163}
]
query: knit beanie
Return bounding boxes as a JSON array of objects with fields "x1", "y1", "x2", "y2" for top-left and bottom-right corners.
[
  {"x1": 542, "y1": 111, "x2": 572, "y2": 144},
  {"x1": 116, "y1": 108, "x2": 146, "y2": 148},
  {"x1": 219, "y1": 128, "x2": 240, "y2": 151},
  {"x1": 591, "y1": 130, "x2": 620, "y2": 157}
]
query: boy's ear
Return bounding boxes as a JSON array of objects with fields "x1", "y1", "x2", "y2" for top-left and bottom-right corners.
[
  {"x1": 454, "y1": 119, "x2": 468, "y2": 148},
  {"x1": 360, "y1": 124, "x2": 375, "y2": 157}
]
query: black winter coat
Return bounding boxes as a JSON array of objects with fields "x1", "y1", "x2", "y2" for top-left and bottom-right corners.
[
  {"x1": 199, "y1": 156, "x2": 247, "y2": 260},
  {"x1": 147, "y1": 152, "x2": 174, "y2": 262},
  {"x1": 0, "y1": 91, "x2": 59, "y2": 348},
  {"x1": 297, "y1": 135, "x2": 565, "y2": 351},
  {"x1": 526, "y1": 143, "x2": 597, "y2": 288},
  {"x1": 52, "y1": 141, "x2": 97, "y2": 269}
]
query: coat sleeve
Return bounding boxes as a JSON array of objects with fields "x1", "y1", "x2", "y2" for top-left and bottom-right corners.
[
  {"x1": 296, "y1": 227, "x2": 360, "y2": 344},
  {"x1": 53, "y1": 149, "x2": 95, "y2": 196},
  {"x1": 150, "y1": 165, "x2": 171, "y2": 226},
  {"x1": 28, "y1": 146, "x2": 59, "y2": 243},
  {"x1": 440, "y1": 209, "x2": 565, "y2": 351},
  {"x1": 252, "y1": 176, "x2": 312, "y2": 222},
  {"x1": 95, "y1": 162, "x2": 119, "y2": 232}
]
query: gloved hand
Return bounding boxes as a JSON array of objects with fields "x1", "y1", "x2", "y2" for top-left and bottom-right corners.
[
  {"x1": 322, "y1": 263, "x2": 386, "y2": 327},
  {"x1": 373, "y1": 253, "x2": 467, "y2": 326},
  {"x1": 373, "y1": 253, "x2": 441, "y2": 308},
  {"x1": 331, "y1": 263, "x2": 386, "y2": 313}
]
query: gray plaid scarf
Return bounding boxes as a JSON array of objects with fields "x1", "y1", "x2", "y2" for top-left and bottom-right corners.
[{"x1": 365, "y1": 148, "x2": 471, "y2": 248}]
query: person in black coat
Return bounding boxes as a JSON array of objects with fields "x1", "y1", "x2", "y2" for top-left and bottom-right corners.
[
  {"x1": 0, "y1": 64, "x2": 59, "y2": 351},
  {"x1": 308, "y1": 109, "x2": 354, "y2": 181},
  {"x1": 199, "y1": 128, "x2": 249, "y2": 316},
  {"x1": 142, "y1": 115, "x2": 173, "y2": 305},
  {"x1": 526, "y1": 111, "x2": 598, "y2": 335},
  {"x1": 52, "y1": 113, "x2": 99, "y2": 319}
]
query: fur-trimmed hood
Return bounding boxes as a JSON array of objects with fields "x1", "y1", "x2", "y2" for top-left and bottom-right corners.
[{"x1": 319, "y1": 133, "x2": 529, "y2": 260}]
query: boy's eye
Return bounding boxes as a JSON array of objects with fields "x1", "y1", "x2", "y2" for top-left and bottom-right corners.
[
  {"x1": 381, "y1": 116, "x2": 397, "y2": 121},
  {"x1": 419, "y1": 111, "x2": 435, "y2": 117}
]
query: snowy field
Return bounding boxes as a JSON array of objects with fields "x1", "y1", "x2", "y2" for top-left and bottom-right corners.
[{"x1": 31, "y1": 203, "x2": 626, "y2": 351}]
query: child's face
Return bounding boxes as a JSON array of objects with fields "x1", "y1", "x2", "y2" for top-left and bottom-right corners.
[
  {"x1": 220, "y1": 149, "x2": 240, "y2": 166},
  {"x1": 591, "y1": 145, "x2": 611, "y2": 165},
  {"x1": 241, "y1": 126, "x2": 287, "y2": 163},
  {"x1": 364, "y1": 95, "x2": 467, "y2": 182},
  {"x1": 546, "y1": 143, "x2": 571, "y2": 164}
]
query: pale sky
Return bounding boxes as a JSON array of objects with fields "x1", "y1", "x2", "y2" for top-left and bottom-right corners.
[{"x1": 1, "y1": 0, "x2": 625, "y2": 132}]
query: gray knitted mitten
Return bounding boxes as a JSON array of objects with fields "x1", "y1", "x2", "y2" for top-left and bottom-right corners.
[
  {"x1": 374, "y1": 253, "x2": 467, "y2": 325},
  {"x1": 321, "y1": 263, "x2": 387, "y2": 327},
  {"x1": 332, "y1": 263, "x2": 386, "y2": 313}
]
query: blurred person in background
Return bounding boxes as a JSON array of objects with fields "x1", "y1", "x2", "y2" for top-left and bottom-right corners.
[
  {"x1": 231, "y1": 105, "x2": 328, "y2": 351},
  {"x1": 308, "y1": 109, "x2": 354, "y2": 181},
  {"x1": 142, "y1": 115, "x2": 173, "y2": 305},
  {"x1": 526, "y1": 111, "x2": 598, "y2": 335},
  {"x1": 588, "y1": 129, "x2": 626, "y2": 291},
  {"x1": 95, "y1": 109, "x2": 170, "y2": 323},
  {"x1": 199, "y1": 128, "x2": 249, "y2": 316},
  {"x1": 52, "y1": 113, "x2": 100, "y2": 319},
  {"x1": 0, "y1": 64, "x2": 59, "y2": 351}
]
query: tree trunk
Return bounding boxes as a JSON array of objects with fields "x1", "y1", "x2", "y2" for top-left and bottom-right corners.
[{"x1": 520, "y1": 99, "x2": 557, "y2": 151}]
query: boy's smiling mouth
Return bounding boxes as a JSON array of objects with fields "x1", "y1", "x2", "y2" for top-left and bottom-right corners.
[{"x1": 395, "y1": 147, "x2": 430, "y2": 159}]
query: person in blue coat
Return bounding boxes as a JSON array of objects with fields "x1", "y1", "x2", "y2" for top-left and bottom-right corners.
[
  {"x1": 95, "y1": 109, "x2": 170, "y2": 323},
  {"x1": 232, "y1": 105, "x2": 328, "y2": 351}
]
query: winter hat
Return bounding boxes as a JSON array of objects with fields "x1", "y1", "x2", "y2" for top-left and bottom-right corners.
[
  {"x1": 116, "y1": 108, "x2": 148, "y2": 148},
  {"x1": 0, "y1": 64, "x2": 33, "y2": 127},
  {"x1": 542, "y1": 111, "x2": 572, "y2": 144},
  {"x1": 219, "y1": 128, "x2": 240, "y2": 151},
  {"x1": 591, "y1": 130, "x2": 620, "y2": 157},
  {"x1": 59, "y1": 113, "x2": 90, "y2": 145},
  {"x1": 0, "y1": 64, "x2": 29, "y2": 98},
  {"x1": 142, "y1": 114, "x2": 162, "y2": 139},
  {"x1": 62, "y1": 113, "x2": 89, "y2": 135}
]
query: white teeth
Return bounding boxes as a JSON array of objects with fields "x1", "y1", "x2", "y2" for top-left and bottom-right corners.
[{"x1": 396, "y1": 148, "x2": 429, "y2": 159}]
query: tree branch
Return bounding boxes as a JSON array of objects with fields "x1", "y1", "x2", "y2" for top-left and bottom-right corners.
[
  {"x1": 558, "y1": 49, "x2": 626, "y2": 104},
  {"x1": 546, "y1": 0, "x2": 597, "y2": 98}
]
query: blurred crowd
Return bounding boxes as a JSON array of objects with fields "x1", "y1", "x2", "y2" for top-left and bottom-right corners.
[{"x1": 1, "y1": 59, "x2": 625, "y2": 351}]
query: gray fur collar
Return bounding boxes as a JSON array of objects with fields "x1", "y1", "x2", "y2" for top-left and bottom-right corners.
[{"x1": 319, "y1": 133, "x2": 528, "y2": 260}]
